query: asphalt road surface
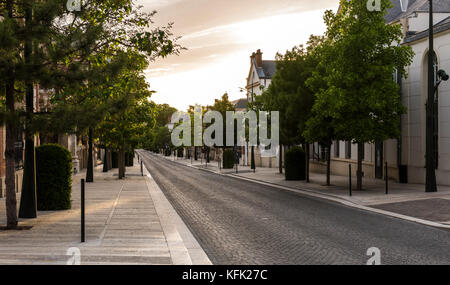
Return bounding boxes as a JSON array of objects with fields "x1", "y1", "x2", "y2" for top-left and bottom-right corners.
[{"x1": 139, "y1": 151, "x2": 450, "y2": 265}]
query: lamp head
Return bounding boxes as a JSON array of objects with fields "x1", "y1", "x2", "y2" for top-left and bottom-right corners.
[{"x1": 438, "y1": 69, "x2": 449, "y2": 81}]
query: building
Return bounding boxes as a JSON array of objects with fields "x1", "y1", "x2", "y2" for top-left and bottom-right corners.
[
  {"x1": 231, "y1": 98, "x2": 248, "y2": 112},
  {"x1": 245, "y1": 49, "x2": 279, "y2": 168},
  {"x1": 0, "y1": 85, "x2": 98, "y2": 197},
  {"x1": 320, "y1": 0, "x2": 450, "y2": 185},
  {"x1": 246, "y1": 49, "x2": 276, "y2": 103}
]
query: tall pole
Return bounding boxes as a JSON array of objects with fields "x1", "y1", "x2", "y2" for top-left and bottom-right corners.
[
  {"x1": 19, "y1": 2, "x2": 37, "y2": 218},
  {"x1": 426, "y1": 0, "x2": 437, "y2": 193},
  {"x1": 86, "y1": 127, "x2": 94, "y2": 183}
]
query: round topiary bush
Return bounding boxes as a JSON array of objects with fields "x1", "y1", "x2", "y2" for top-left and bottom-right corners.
[
  {"x1": 222, "y1": 149, "x2": 235, "y2": 169},
  {"x1": 111, "y1": 151, "x2": 118, "y2": 168},
  {"x1": 285, "y1": 146, "x2": 306, "y2": 181},
  {"x1": 36, "y1": 144, "x2": 73, "y2": 210}
]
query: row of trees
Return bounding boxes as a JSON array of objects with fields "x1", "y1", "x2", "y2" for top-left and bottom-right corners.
[
  {"x1": 0, "y1": 0, "x2": 181, "y2": 228},
  {"x1": 254, "y1": 0, "x2": 414, "y2": 189}
]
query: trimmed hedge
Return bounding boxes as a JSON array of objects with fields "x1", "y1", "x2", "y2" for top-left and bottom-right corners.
[
  {"x1": 285, "y1": 146, "x2": 306, "y2": 181},
  {"x1": 125, "y1": 151, "x2": 134, "y2": 167},
  {"x1": 222, "y1": 149, "x2": 234, "y2": 169},
  {"x1": 111, "y1": 151, "x2": 118, "y2": 168},
  {"x1": 36, "y1": 144, "x2": 73, "y2": 210}
]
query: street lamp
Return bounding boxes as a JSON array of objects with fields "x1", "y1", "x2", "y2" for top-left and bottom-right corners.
[
  {"x1": 425, "y1": 0, "x2": 449, "y2": 192},
  {"x1": 425, "y1": 0, "x2": 436, "y2": 193}
]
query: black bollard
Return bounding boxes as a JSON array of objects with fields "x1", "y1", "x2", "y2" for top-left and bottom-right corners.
[
  {"x1": 141, "y1": 160, "x2": 144, "y2": 177},
  {"x1": 349, "y1": 164, "x2": 352, "y2": 197},
  {"x1": 385, "y1": 162, "x2": 388, "y2": 195},
  {"x1": 81, "y1": 179, "x2": 85, "y2": 243}
]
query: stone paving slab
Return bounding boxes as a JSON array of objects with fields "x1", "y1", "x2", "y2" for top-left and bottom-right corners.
[
  {"x1": 371, "y1": 198, "x2": 450, "y2": 223},
  {"x1": 0, "y1": 158, "x2": 211, "y2": 265}
]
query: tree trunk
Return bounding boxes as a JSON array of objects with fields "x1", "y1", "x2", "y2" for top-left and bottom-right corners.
[
  {"x1": 5, "y1": 76, "x2": 18, "y2": 229},
  {"x1": 357, "y1": 142, "x2": 363, "y2": 191},
  {"x1": 19, "y1": 3, "x2": 37, "y2": 219},
  {"x1": 326, "y1": 145, "x2": 331, "y2": 186},
  {"x1": 118, "y1": 148, "x2": 125, "y2": 179},
  {"x1": 279, "y1": 144, "x2": 283, "y2": 174},
  {"x1": 305, "y1": 143, "x2": 310, "y2": 183},
  {"x1": 86, "y1": 127, "x2": 94, "y2": 183}
]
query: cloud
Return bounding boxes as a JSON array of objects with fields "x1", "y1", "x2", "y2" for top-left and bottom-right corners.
[{"x1": 136, "y1": 0, "x2": 340, "y2": 110}]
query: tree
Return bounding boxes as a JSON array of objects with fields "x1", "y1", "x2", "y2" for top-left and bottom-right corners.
[
  {"x1": 303, "y1": 37, "x2": 336, "y2": 186},
  {"x1": 0, "y1": 0, "x2": 181, "y2": 227},
  {"x1": 207, "y1": 93, "x2": 235, "y2": 149},
  {"x1": 155, "y1": 104, "x2": 178, "y2": 127},
  {"x1": 256, "y1": 35, "x2": 323, "y2": 176},
  {"x1": 96, "y1": 66, "x2": 156, "y2": 179},
  {"x1": 307, "y1": 0, "x2": 414, "y2": 190}
]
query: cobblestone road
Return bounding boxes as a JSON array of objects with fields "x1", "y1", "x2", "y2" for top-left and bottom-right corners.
[{"x1": 140, "y1": 151, "x2": 450, "y2": 265}]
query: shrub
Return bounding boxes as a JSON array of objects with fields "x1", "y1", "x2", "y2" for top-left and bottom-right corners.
[
  {"x1": 222, "y1": 149, "x2": 235, "y2": 169},
  {"x1": 125, "y1": 151, "x2": 134, "y2": 167},
  {"x1": 285, "y1": 146, "x2": 306, "y2": 181},
  {"x1": 36, "y1": 144, "x2": 73, "y2": 210}
]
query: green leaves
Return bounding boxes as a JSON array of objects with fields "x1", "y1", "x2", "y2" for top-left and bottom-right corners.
[
  {"x1": 304, "y1": 0, "x2": 414, "y2": 144},
  {"x1": 257, "y1": 36, "x2": 322, "y2": 146}
]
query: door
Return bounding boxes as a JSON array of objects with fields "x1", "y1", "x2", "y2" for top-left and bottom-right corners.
[{"x1": 375, "y1": 141, "x2": 383, "y2": 179}]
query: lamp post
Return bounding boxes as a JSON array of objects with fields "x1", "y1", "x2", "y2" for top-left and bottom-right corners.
[
  {"x1": 425, "y1": 0, "x2": 449, "y2": 192},
  {"x1": 426, "y1": 0, "x2": 437, "y2": 193}
]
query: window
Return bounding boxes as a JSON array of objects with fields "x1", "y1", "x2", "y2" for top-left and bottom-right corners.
[
  {"x1": 345, "y1": 141, "x2": 351, "y2": 159},
  {"x1": 334, "y1": 141, "x2": 340, "y2": 158}
]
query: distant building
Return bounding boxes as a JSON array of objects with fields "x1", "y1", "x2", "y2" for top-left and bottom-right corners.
[
  {"x1": 246, "y1": 49, "x2": 276, "y2": 103},
  {"x1": 244, "y1": 49, "x2": 279, "y2": 168},
  {"x1": 0, "y1": 85, "x2": 98, "y2": 197},
  {"x1": 231, "y1": 98, "x2": 248, "y2": 112}
]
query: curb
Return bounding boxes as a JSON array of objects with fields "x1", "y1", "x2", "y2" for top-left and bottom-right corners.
[{"x1": 157, "y1": 154, "x2": 450, "y2": 230}]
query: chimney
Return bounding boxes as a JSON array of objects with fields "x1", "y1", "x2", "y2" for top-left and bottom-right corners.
[{"x1": 255, "y1": 49, "x2": 263, "y2": 67}]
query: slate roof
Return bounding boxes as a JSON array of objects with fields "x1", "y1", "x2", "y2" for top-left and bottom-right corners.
[
  {"x1": 232, "y1": 98, "x2": 248, "y2": 110},
  {"x1": 255, "y1": 60, "x2": 276, "y2": 79},
  {"x1": 386, "y1": 0, "x2": 450, "y2": 23},
  {"x1": 404, "y1": 15, "x2": 450, "y2": 43}
]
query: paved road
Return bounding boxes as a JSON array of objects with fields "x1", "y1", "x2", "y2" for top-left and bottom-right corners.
[{"x1": 140, "y1": 151, "x2": 450, "y2": 265}]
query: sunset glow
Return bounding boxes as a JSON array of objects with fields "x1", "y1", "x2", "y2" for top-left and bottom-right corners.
[{"x1": 138, "y1": 0, "x2": 340, "y2": 110}]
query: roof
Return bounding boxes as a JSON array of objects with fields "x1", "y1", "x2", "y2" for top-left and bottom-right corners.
[
  {"x1": 232, "y1": 98, "x2": 248, "y2": 110},
  {"x1": 386, "y1": 0, "x2": 450, "y2": 23},
  {"x1": 255, "y1": 60, "x2": 276, "y2": 79},
  {"x1": 404, "y1": 15, "x2": 450, "y2": 43}
]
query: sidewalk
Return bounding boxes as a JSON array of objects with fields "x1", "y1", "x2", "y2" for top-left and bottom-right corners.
[
  {"x1": 0, "y1": 159, "x2": 211, "y2": 265},
  {"x1": 161, "y1": 154, "x2": 450, "y2": 227}
]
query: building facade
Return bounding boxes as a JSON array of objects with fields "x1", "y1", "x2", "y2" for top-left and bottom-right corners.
[
  {"x1": 321, "y1": 0, "x2": 450, "y2": 185},
  {"x1": 245, "y1": 49, "x2": 279, "y2": 168}
]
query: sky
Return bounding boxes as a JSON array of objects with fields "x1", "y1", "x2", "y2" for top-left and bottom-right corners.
[{"x1": 137, "y1": 0, "x2": 340, "y2": 111}]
